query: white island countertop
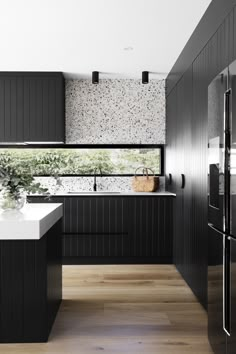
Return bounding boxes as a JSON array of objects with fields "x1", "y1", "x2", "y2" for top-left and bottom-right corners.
[
  {"x1": 0, "y1": 203, "x2": 63, "y2": 240},
  {"x1": 29, "y1": 191, "x2": 176, "y2": 197}
]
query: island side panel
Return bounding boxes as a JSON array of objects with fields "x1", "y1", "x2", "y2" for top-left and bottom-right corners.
[
  {"x1": 47, "y1": 219, "x2": 62, "y2": 335},
  {"x1": 0, "y1": 241, "x2": 25, "y2": 342},
  {"x1": 0, "y1": 218, "x2": 62, "y2": 343},
  {"x1": 23, "y1": 236, "x2": 48, "y2": 342}
]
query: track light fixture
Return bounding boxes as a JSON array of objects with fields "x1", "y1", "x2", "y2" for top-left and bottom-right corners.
[
  {"x1": 92, "y1": 71, "x2": 99, "y2": 84},
  {"x1": 142, "y1": 71, "x2": 149, "y2": 84}
]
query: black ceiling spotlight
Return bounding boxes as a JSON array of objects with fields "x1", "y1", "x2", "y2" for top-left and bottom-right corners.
[
  {"x1": 92, "y1": 71, "x2": 99, "y2": 84},
  {"x1": 142, "y1": 71, "x2": 149, "y2": 84}
]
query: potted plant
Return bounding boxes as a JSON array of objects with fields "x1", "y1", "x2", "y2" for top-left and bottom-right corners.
[{"x1": 0, "y1": 153, "x2": 48, "y2": 211}]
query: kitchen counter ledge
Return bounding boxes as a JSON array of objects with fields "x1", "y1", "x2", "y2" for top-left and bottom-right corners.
[
  {"x1": 0, "y1": 203, "x2": 63, "y2": 240},
  {"x1": 29, "y1": 191, "x2": 176, "y2": 197}
]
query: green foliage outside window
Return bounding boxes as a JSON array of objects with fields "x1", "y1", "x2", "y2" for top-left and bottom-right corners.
[{"x1": 0, "y1": 148, "x2": 161, "y2": 176}]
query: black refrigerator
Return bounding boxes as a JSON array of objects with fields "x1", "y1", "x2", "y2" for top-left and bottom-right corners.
[{"x1": 208, "y1": 59, "x2": 236, "y2": 354}]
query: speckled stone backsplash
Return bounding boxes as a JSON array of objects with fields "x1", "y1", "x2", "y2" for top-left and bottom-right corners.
[
  {"x1": 34, "y1": 176, "x2": 165, "y2": 195},
  {"x1": 66, "y1": 79, "x2": 165, "y2": 144},
  {"x1": 41, "y1": 79, "x2": 166, "y2": 193}
]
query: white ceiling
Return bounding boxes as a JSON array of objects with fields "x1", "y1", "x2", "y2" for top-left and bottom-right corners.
[{"x1": 0, "y1": 0, "x2": 212, "y2": 79}]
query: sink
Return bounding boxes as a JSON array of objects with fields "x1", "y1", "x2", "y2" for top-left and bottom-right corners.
[{"x1": 67, "y1": 191, "x2": 120, "y2": 195}]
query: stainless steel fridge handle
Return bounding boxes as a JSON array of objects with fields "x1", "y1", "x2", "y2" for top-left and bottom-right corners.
[
  {"x1": 208, "y1": 223, "x2": 227, "y2": 236},
  {"x1": 224, "y1": 90, "x2": 231, "y2": 233},
  {"x1": 208, "y1": 224, "x2": 231, "y2": 335},
  {"x1": 223, "y1": 235, "x2": 231, "y2": 336}
]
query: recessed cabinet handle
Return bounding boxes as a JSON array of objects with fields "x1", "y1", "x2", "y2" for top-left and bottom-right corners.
[{"x1": 181, "y1": 174, "x2": 185, "y2": 189}]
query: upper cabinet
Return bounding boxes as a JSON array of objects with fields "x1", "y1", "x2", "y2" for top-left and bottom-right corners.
[{"x1": 0, "y1": 72, "x2": 65, "y2": 143}]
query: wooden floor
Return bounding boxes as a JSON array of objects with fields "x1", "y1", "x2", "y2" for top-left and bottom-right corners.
[{"x1": 0, "y1": 265, "x2": 213, "y2": 354}]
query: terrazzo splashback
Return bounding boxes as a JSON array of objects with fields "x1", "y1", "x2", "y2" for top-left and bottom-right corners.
[
  {"x1": 66, "y1": 79, "x2": 165, "y2": 144},
  {"x1": 34, "y1": 176, "x2": 165, "y2": 194}
]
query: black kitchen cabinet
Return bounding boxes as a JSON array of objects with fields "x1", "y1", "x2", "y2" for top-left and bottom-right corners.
[
  {"x1": 28, "y1": 195, "x2": 173, "y2": 264},
  {"x1": 208, "y1": 225, "x2": 225, "y2": 354},
  {"x1": 0, "y1": 219, "x2": 62, "y2": 343},
  {"x1": 166, "y1": 2, "x2": 236, "y2": 310},
  {"x1": 0, "y1": 72, "x2": 65, "y2": 143},
  {"x1": 127, "y1": 197, "x2": 173, "y2": 262},
  {"x1": 165, "y1": 86, "x2": 177, "y2": 193}
]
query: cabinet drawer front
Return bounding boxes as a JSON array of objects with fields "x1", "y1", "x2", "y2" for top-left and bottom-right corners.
[
  {"x1": 62, "y1": 233, "x2": 130, "y2": 258},
  {"x1": 63, "y1": 197, "x2": 128, "y2": 234}
]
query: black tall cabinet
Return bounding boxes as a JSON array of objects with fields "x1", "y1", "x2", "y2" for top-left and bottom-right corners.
[
  {"x1": 166, "y1": 2, "x2": 236, "y2": 309},
  {"x1": 0, "y1": 72, "x2": 65, "y2": 143}
]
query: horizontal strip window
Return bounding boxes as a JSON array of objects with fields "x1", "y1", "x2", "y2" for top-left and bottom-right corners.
[
  {"x1": 0, "y1": 144, "x2": 162, "y2": 149},
  {"x1": 0, "y1": 145, "x2": 164, "y2": 176}
]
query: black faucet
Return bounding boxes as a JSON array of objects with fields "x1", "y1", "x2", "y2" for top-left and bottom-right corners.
[{"x1": 93, "y1": 168, "x2": 102, "y2": 192}]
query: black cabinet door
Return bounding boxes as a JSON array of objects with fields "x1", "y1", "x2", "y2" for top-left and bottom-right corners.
[
  {"x1": 166, "y1": 86, "x2": 177, "y2": 194},
  {"x1": 0, "y1": 72, "x2": 64, "y2": 143},
  {"x1": 228, "y1": 237, "x2": 236, "y2": 354},
  {"x1": 208, "y1": 225, "x2": 226, "y2": 354},
  {"x1": 62, "y1": 196, "x2": 130, "y2": 258},
  {"x1": 128, "y1": 197, "x2": 173, "y2": 261},
  {"x1": 0, "y1": 76, "x2": 24, "y2": 142},
  {"x1": 23, "y1": 75, "x2": 64, "y2": 142}
]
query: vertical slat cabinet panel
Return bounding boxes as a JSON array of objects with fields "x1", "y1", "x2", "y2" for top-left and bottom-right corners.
[
  {"x1": 29, "y1": 78, "x2": 37, "y2": 141},
  {"x1": 35, "y1": 78, "x2": 43, "y2": 140},
  {"x1": 23, "y1": 75, "x2": 64, "y2": 142},
  {"x1": 172, "y1": 66, "x2": 194, "y2": 297},
  {"x1": 23, "y1": 77, "x2": 30, "y2": 141},
  {"x1": 62, "y1": 197, "x2": 129, "y2": 258},
  {"x1": 28, "y1": 196, "x2": 172, "y2": 263},
  {"x1": 55, "y1": 75, "x2": 65, "y2": 142},
  {"x1": 217, "y1": 21, "x2": 227, "y2": 72},
  {"x1": 225, "y1": 11, "x2": 234, "y2": 65},
  {"x1": 10, "y1": 78, "x2": 17, "y2": 141},
  {"x1": 16, "y1": 78, "x2": 24, "y2": 141},
  {"x1": 0, "y1": 77, "x2": 24, "y2": 142},
  {"x1": 174, "y1": 79, "x2": 184, "y2": 274},
  {"x1": 183, "y1": 66, "x2": 193, "y2": 284},
  {"x1": 0, "y1": 241, "x2": 24, "y2": 342},
  {"x1": 0, "y1": 72, "x2": 64, "y2": 143},
  {"x1": 166, "y1": 87, "x2": 177, "y2": 194},
  {"x1": 167, "y1": 6, "x2": 235, "y2": 309},
  {"x1": 48, "y1": 78, "x2": 56, "y2": 141},
  {"x1": 128, "y1": 197, "x2": 173, "y2": 262},
  {"x1": 192, "y1": 46, "x2": 209, "y2": 308},
  {"x1": 4, "y1": 79, "x2": 13, "y2": 141},
  {"x1": 0, "y1": 79, "x2": 4, "y2": 141},
  {"x1": 23, "y1": 239, "x2": 47, "y2": 341},
  {"x1": 165, "y1": 198, "x2": 173, "y2": 260}
]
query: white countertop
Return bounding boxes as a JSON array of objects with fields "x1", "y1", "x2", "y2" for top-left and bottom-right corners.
[
  {"x1": 0, "y1": 203, "x2": 63, "y2": 240},
  {"x1": 29, "y1": 191, "x2": 176, "y2": 197}
]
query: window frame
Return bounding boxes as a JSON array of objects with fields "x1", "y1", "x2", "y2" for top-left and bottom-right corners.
[{"x1": 0, "y1": 144, "x2": 164, "y2": 177}]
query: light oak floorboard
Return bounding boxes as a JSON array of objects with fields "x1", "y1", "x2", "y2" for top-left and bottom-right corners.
[{"x1": 0, "y1": 265, "x2": 213, "y2": 354}]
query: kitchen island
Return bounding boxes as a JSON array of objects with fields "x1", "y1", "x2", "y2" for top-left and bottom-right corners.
[{"x1": 0, "y1": 203, "x2": 63, "y2": 343}]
